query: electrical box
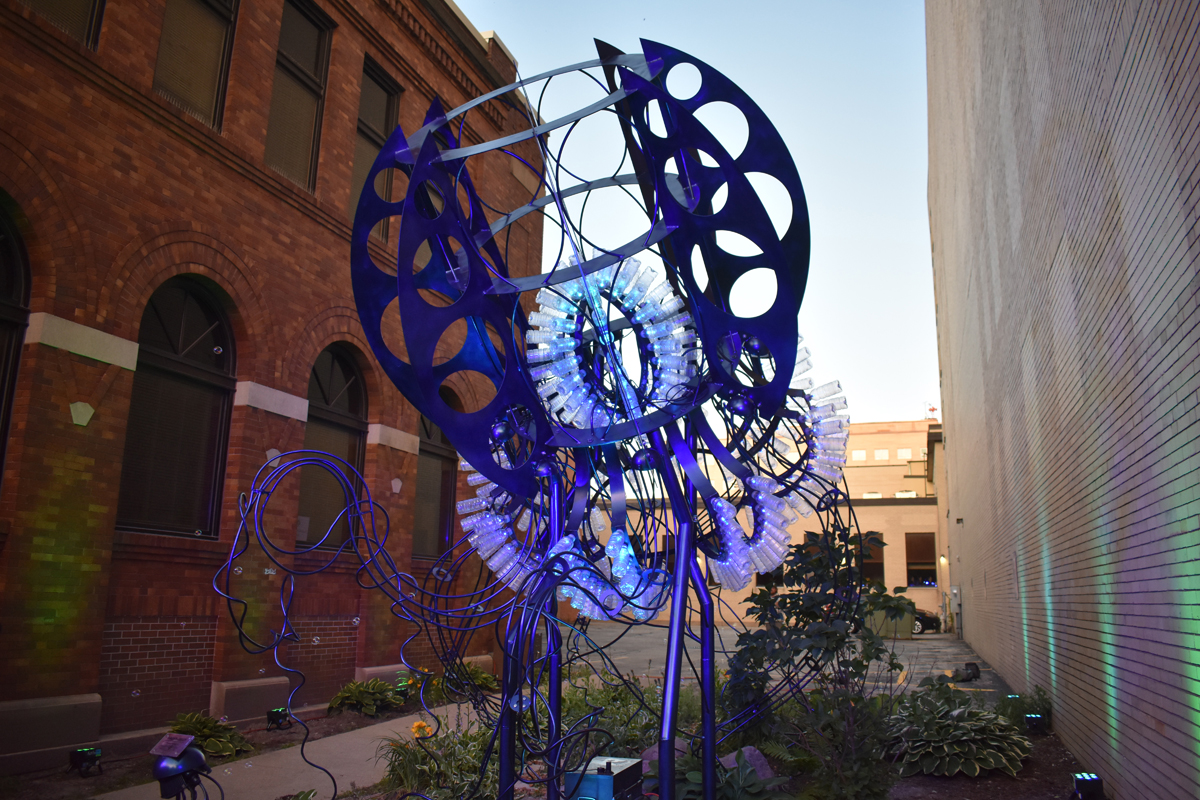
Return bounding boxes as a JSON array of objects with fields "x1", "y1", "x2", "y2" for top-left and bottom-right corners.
[
  {"x1": 949, "y1": 585, "x2": 961, "y2": 605},
  {"x1": 565, "y1": 756, "x2": 642, "y2": 800}
]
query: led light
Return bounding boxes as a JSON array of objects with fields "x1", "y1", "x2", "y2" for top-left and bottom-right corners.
[
  {"x1": 791, "y1": 357, "x2": 813, "y2": 377},
  {"x1": 645, "y1": 313, "x2": 694, "y2": 339},
  {"x1": 525, "y1": 329, "x2": 573, "y2": 345},
  {"x1": 535, "y1": 288, "x2": 580, "y2": 315},
  {"x1": 814, "y1": 417, "x2": 848, "y2": 435},
  {"x1": 467, "y1": 473, "x2": 493, "y2": 487},
  {"x1": 528, "y1": 311, "x2": 576, "y2": 332},
  {"x1": 790, "y1": 376, "x2": 814, "y2": 391},
  {"x1": 809, "y1": 380, "x2": 842, "y2": 401},
  {"x1": 812, "y1": 396, "x2": 848, "y2": 417},
  {"x1": 456, "y1": 497, "x2": 490, "y2": 515}
]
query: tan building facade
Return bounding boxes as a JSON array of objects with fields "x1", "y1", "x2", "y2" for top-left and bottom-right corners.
[
  {"x1": 842, "y1": 420, "x2": 946, "y2": 622},
  {"x1": 710, "y1": 419, "x2": 950, "y2": 630}
]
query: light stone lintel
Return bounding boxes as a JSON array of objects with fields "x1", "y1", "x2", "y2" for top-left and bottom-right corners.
[
  {"x1": 25, "y1": 313, "x2": 139, "y2": 370},
  {"x1": 233, "y1": 382, "x2": 308, "y2": 421},
  {"x1": 367, "y1": 423, "x2": 418, "y2": 454}
]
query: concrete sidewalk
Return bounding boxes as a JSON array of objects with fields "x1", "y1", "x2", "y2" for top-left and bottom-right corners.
[{"x1": 92, "y1": 707, "x2": 462, "y2": 800}]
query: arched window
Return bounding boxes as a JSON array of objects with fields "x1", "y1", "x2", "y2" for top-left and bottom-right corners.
[
  {"x1": 0, "y1": 200, "x2": 30, "y2": 489},
  {"x1": 117, "y1": 277, "x2": 235, "y2": 537},
  {"x1": 411, "y1": 387, "x2": 459, "y2": 559},
  {"x1": 296, "y1": 345, "x2": 367, "y2": 548}
]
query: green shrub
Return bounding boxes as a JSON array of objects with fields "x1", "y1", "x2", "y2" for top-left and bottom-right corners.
[
  {"x1": 993, "y1": 685, "x2": 1052, "y2": 728},
  {"x1": 169, "y1": 712, "x2": 253, "y2": 757},
  {"x1": 769, "y1": 690, "x2": 895, "y2": 800},
  {"x1": 377, "y1": 712, "x2": 499, "y2": 800},
  {"x1": 889, "y1": 676, "x2": 1031, "y2": 777},
  {"x1": 644, "y1": 749, "x2": 790, "y2": 800},
  {"x1": 328, "y1": 678, "x2": 402, "y2": 717}
]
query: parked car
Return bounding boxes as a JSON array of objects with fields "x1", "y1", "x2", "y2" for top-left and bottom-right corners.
[{"x1": 912, "y1": 609, "x2": 941, "y2": 635}]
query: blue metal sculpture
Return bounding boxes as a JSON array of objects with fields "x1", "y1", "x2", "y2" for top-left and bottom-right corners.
[{"x1": 218, "y1": 39, "x2": 861, "y2": 800}]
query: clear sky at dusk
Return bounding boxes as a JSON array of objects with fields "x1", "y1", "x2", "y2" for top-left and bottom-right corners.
[{"x1": 450, "y1": 0, "x2": 939, "y2": 424}]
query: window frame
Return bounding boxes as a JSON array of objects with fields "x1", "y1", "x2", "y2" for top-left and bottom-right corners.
[
  {"x1": 152, "y1": 0, "x2": 239, "y2": 129},
  {"x1": 351, "y1": 56, "x2": 401, "y2": 236},
  {"x1": 22, "y1": 0, "x2": 106, "y2": 48},
  {"x1": 116, "y1": 278, "x2": 236, "y2": 539},
  {"x1": 905, "y1": 531, "x2": 937, "y2": 587},
  {"x1": 297, "y1": 344, "x2": 368, "y2": 549},
  {"x1": 411, "y1": 412, "x2": 457, "y2": 561},
  {"x1": 0, "y1": 201, "x2": 30, "y2": 496},
  {"x1": 265, "y1": 0, "x2": 336, "y2": 192}
]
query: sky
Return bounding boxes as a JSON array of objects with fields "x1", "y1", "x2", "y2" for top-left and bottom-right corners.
[{"x1": 451, "y1": 0, "x2": 940, "y2": 424}]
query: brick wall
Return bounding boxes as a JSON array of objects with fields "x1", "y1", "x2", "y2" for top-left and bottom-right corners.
[
  {"x1": 927, "y1": 1, "x2": 1200, "y2": 797},
  {"x1": 0, "y1": 0, "x2": 540, "y2": 752},
  {"x1": 283, "y1": 616, "x2": 360, "y2": 708},
  {"x1": 99, "y1": 616, "x2": 217, "y2": 734}
]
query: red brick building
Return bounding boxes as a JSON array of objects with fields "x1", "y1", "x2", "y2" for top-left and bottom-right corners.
[{"x1": 0, "y1": 0, "x2": 541, "y2": 771}]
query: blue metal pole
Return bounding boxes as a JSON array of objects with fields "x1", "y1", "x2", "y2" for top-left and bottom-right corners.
[
  {"x1": 545, "y1": 479, "x2": 565, "y2": 800},
  {"x1": 651, "y1": 426, "x2": 693, "y2": 800},
  {"x1": 690, "y1": 557, "x2": 717, "y2": 800}
]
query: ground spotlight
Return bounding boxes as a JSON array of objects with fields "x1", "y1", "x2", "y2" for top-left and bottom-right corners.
[
  {"x1": 67, "y1": 747, "x2": 102, "y2": 776},
  {"x1": 266, "y1": 707, "x2": 292, "y2": 730},
  {"x1": 1025, "y1": 713, "x2": 1047, "y2": 733},
  {"x1": 1072, "y1": 772, "x2": 1104, "y2": 799}
]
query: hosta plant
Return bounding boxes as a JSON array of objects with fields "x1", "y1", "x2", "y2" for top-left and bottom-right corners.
[
  {"x1": 889, "y1": 676, "x2": 1031, "y2": 777},
  {"x1": 169, "y1": 712, "x2": 253, "y2": 757},
  {"x1": 328, "y1": 678, "x2": 402, "y2": 717}
]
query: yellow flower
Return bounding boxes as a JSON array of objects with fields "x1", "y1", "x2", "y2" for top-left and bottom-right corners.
[{"x1": 411, "y1": 720, "x2": 433, "y2": 738}]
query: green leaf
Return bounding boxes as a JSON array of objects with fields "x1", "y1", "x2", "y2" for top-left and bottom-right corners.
[{"x1": 962, "y1": 760, "x2": 980, "y2": 777}]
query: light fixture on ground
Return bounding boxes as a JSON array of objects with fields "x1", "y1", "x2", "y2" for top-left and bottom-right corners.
[
  {"x1": 266, "y1": 707, "x2": 292, "y2": 730},
  {"x1": 1025, "y1": 713, "x2": 1047, "y2": 734},
  {"x1": 1072, "y1": 772, "x2": 1104, "y2": 799},
  {"x1": 67, "y1": 746, "x2": 102, "y2": 776}
]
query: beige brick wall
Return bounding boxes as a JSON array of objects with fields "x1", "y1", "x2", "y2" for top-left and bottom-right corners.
[{"x1": 927, "y1": 1, "x2": 1200, "y2": 796}]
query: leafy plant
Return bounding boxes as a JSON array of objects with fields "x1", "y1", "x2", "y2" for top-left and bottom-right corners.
[
  {"x1": 725, "y1": 530, "x2": 912, "y2": 800},
  {"x1": 169, "y1": 712, "x2": 253, "y2": 757},
  {"x1": 770, "y1": 690, "x2": 895, "y2": 800},
  {"x1": 328, "y1": 678, "x2": 403, "y2": 717},
  {"x1": 994, "y1": 685, "x2": 1052, "y2": 728},
  {"x1": 644, "y1": 749, "x2": 790, "y2": 800},
  {"x1": 889, "y1": 676, "x2": 1031, "y2": 777},
  {"x1": 377, "y1": 710, "x2": 499, "y2": 800},
  {"x1": 397, "y1": 661, "x2": 498, "y2": 707}
]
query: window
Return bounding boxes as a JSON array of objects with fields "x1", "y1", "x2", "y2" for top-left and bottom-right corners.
[
  {"x1": 296, "y1": 345, "x2": 367, "y2": 547},
  {"x1": 862, "y1": 491, "x2": 882, "y2": 499},
  {"x1": 117, "y1": 278, "x2": 235, "y2": 537},
  {"x1": 861, "y1": 539, "x2": 883, "y2": 584},
  {"x1": 349, "y1": 59, "x2": 400, "y2": 238},
  {"x1": 851, "y1": 450, "x2": 866, "y2": 462},
  {"x1": 756, "y1": 565, "x2": 783, "y2": 590},
  {"x1": 873, "y1": 449, "x2": 889, "y2": 461},
  {"x1": 264, "y1": 0, "x2": 335, "y2": 190},
  {"x1": 412, "y1": 387, "x2": 460, "y2": 559},
  {"x1": 22, "y1": 0, "x2": 103, "y2": 46},
  {"x1": 897, "y1": 447, "x2": 913, "y2": 460},
  {"x1": 895, "y1": 490, "x2": 918, "y2": 498},
  {"x1": 153, "y1": 0, "x2": 237, "y2": 126},
  {"x1": 905, "y1": 532, "x2": 937, "y2": 587},
  {"x1": 0, "y1": 200, "x2": 30, "y2": 491}
]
